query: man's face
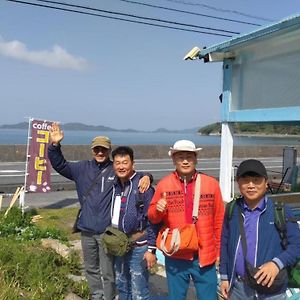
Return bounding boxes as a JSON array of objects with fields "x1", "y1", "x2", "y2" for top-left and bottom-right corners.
[
  {"x1": 92, "y1": 146, "x2": 110, "y2": 163},
  {"x1": 238, "y1": 175, "x2": 268, "y2": 203},
  {"x1": 113, "y1": 154, "x2": 134, "y2": 181},
  {"x1": 172, "y1": 151, "x2": 197, "y2": 177}
]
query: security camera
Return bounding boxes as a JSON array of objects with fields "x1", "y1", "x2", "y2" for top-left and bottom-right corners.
[{"x1": 183, "y1": 47, "x2": 201, "y2": 60}]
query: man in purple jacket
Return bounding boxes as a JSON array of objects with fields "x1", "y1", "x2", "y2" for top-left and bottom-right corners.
[{"x1": 220, "y1": 159, "x2": 300, "y2": 300}]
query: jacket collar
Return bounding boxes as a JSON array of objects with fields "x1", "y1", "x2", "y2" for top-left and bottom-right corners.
[
  {"x1": 92, "y1": 158, "x2": 112, "y2": 170},
  {"x1": 237, "y1": 195, "x2": 267, "y2": 212},
  {"x1": 113, "y1": 171, "x2": 137, "y2": 186},
  {"x1": 174, "y1": 170, "x2": 198, "y2": 182}
]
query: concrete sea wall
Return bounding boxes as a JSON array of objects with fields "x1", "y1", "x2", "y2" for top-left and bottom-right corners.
[{"x1": 1, "y1": 144, "x2": 299, "y2": 161}]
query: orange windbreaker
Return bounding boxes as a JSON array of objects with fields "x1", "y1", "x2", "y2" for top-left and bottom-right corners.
[{"x1": 148, "y1": 171, "x2": 225, "y2": 267}]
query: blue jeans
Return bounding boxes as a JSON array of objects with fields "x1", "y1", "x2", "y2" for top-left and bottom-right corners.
[
  {"x1": 230, "y1": 279, "x2": 287, "y2": 300},
  {"x1": 114, "y1": 245, "x2": 149, "y2": 300},
  {"x1": 81, "y1": 231, "x2": 116, "y2": 300},
  {"x1": 165, "y1": 256, "x2": 217, "y2": 300}
]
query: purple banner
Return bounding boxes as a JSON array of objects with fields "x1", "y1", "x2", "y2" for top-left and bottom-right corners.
[{"x1": 26, "y1": 119, "x2": 52, "y2": 193}]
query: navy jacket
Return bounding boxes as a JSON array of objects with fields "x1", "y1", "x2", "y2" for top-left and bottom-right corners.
[
  {"x1": 220, "y1": 196, "x2": 300, "y2": 293},
  {"x1": 112, "y1": 172, "x2": 158, "y2": 250},
  {"x1": 48, "y1": 144, "x2": 115, "y2": 233}
]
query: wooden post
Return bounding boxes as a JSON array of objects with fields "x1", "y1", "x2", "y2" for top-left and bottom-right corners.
[{"x1": 4, "y1": 186, "x2": 24, "y2": 218}]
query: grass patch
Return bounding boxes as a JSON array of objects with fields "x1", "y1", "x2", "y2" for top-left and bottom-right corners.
[
  {"x1": 0, "y1": 207, "x2": 89, "y2": 299},
  {"x1": 0, "y1": 207, "x2": 68, "y2": 242},
  {"x1": 0, "y1": 238, "x2": 89, "y2": 299},
  {"x1": 33, "y1": 207, "x2": 81, "y2": 241}
]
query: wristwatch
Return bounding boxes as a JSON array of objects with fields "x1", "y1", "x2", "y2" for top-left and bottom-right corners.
[{"x1": 147, "y1": 248, "x2": 156, "y2": 254}]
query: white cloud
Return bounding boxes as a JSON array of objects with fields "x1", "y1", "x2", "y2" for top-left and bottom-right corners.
[{"x1": 0, "y1": 37, "x2": 88, "y2": 70}]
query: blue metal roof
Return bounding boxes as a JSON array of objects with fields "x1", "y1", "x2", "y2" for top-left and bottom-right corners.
[{"x1": 200, "y1": 13, "x2": 300, "y2": 57}]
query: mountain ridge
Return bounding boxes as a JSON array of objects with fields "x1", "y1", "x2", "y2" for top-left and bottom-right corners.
[{"x1": 0, "y1": 122, "x2": 200, "y2": 134}]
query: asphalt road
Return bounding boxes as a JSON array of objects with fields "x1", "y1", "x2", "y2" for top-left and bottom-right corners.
[
  {"x1": 0, "y1": 157, "x2": 285, "y2": 209},
  {"x1": 0, "y1": 157, "x2": 284, "y2": 193}
]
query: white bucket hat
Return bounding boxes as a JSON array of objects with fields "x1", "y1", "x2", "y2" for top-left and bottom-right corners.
[{"x1": 168, "y1": 140, "x2": 202, "y2": 156}]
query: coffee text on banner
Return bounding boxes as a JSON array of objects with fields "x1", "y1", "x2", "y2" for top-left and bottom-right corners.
[{"x1": 26, "y1": 119, "x2": 52, "y2": 193}]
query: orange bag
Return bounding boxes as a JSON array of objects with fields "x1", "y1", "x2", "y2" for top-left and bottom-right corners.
[
  {"x1": 156, "y1": 174, "x2": 202, "y2": 257},
  {"x1": 156, "y1": 224, "x2": 198, "y2": 256}
]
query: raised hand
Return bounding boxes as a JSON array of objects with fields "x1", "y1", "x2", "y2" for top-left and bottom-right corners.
[
  {"x1": 138, "y1": 175, "x2": 151, "y2": 193},
  {"x1": 49, "y1": 122, "x2": 64, "y2": 144},
  {"x1": 156, "y1": 192, "x2": 167, "y2": 212}
]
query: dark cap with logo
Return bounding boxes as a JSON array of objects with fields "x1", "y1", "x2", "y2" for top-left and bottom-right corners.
[{"x1": 236, "y1": 159, "x2": 268, "y2": 179}]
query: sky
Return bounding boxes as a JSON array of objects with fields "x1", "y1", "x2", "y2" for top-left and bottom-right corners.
[{"x1": 0, "y1": 0, "x2": 299, "y2": 131}]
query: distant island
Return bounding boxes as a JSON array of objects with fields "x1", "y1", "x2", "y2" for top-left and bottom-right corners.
[
  {"x1": 199, "y1": 122, "x2": 300, "y2": 136},
  {"x1": 0, "y1": 122, "x2": 199, "y2": 134}
]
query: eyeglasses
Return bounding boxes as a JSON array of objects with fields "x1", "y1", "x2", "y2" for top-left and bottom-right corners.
[{"x1": 93, "y1": 146, "x2": 109, "y2": 154}]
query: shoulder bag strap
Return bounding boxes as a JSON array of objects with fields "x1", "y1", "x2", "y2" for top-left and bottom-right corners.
[
  {"x1": 160, "y1": 228, "x2": 180, "y2": 256},
  {"x1": 192, "y1": 174, "x2": 201, "y2": 223},
  {"x1": 82, "y1": 165, "x2": 109, "y2": 204},
  {"x1": 273, "y1": 201, "x2": 289, "y2": 249},
  {"x1": 136, "y1": 192, "x2": 146, "y2": 230},
  {"x1": 237, "y1": 206, "x2": 248, "y2": 258}
]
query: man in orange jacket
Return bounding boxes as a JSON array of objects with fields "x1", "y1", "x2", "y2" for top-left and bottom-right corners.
[{"x1": 148, "y1": 140, "x2": 225, "y2": 300}]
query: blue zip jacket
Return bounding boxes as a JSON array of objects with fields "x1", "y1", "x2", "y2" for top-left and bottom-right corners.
[
  {"x1": 48, "y1": 143, "x2": 115, "y2": 233},
  {"x1": 112, "y1": 172, "x2": 158, "y2": 250},
  {"x1": 220, "y1": 196, "x2": 300, "y2": 292}
]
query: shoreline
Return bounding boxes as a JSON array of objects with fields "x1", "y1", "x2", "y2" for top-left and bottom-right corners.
[
  {"x1": 207, "y1": 132, "x2": 300, "y2": 138},
  {"x1": 233, "y1": 133, "x2": 300, "y2": 138},
  {"x1": 1, "y1": 144, "x2": 299, "y2": 162}
]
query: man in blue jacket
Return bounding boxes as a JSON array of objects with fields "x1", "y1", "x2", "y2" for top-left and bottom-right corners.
[
  {"x1": 220, "y1": 159, "x2": 300, "y2": 300},
  {"x1": 48, "y1": 123, "x2": 151, "y2": 300},
  {"x1": 111, "y1": 146, "x2": 158, "y2": 300}
]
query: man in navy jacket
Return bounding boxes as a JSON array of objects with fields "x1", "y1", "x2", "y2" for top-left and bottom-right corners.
[
  {"x1": 111, "y1": 146, "x2": 158, "y2": 300},
  {"x1": 220, "y1": 159, "x2": 300, "y2": 300},
  {"x1": 48, "y1": 123, "x2": 151, "y2": 300}
]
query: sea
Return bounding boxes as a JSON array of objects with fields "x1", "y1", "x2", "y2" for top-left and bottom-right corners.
[{"x1": 1, "y1": 128, "x2": 300, "y2": 146}]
